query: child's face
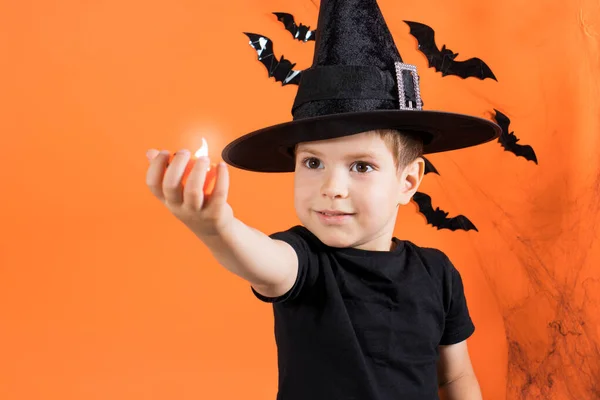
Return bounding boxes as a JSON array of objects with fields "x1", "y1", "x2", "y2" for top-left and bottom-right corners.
[{"x1": 294, "y1": 131, "x2": 424, "y2": 251}]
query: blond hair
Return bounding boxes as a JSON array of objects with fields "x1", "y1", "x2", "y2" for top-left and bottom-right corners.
[{"x1": 374, "y1": 129, "x2": 424, "y2": 169}]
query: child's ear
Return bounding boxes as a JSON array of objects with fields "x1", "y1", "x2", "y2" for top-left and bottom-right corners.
[{"x1": 397, "y1": 157, "x2": 425, "y2": 206}]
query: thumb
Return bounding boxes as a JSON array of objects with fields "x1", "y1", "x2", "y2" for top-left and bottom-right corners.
[
  {"x1": 146, "y1": 149, "x2": 160, "y2": 162},
  {"x1": 204, "y1": 162, "x2": 229, "y2": 209}
]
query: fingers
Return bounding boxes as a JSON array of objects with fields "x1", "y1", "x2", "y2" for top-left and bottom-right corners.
[
  {"x1": 163, "y1": 150, "x2": 191, "y2": 205},
  {"x1": 146, "y1": 149, "x2": 170, "y2": 201},
  {"x1": 146, "y1": 148, "x2": 229, "y2": 213},
  {"x1": 183, "y1": 156, "x2": 211, "y2": 210},
  {"x1": 203, "y1": 162, "x2": 229, "y2": 210}
]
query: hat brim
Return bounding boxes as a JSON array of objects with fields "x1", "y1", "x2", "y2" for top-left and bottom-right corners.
[{"x1": 222, "y1": 109, "x2": 501, "y2": 172}]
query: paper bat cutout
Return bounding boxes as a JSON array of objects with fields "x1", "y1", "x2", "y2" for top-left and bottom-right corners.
[
  {"x1": 493, "y1": 109, "x2": 538, "y2": 164},
  {"x1": 244, "y1": 32, "x2": 302, "y2": 85},
  {"x1": 423, "y1": 156, "x2": 439, "y2": 175},
  {"x1": 273, "y1": 12, "x2": 316, "y2": 42},
  {"x1": 413, "y1": 192, "x2": 478, "y2": 232},
  {"x1": 404, "y1": 20, "x2": 497, "y2": 81}
]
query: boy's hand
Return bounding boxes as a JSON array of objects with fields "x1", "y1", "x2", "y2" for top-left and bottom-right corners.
[
  {"x1": 145, "y1": 149, "x2": 297, "y2": 294},
  {"x1": 145, "y1": 149, "x2": 234, "y2": 238}
]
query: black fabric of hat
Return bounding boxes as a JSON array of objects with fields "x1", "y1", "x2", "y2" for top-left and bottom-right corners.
[{"x1": 222, "y1": 0, "x2": 501, "y2": 172}]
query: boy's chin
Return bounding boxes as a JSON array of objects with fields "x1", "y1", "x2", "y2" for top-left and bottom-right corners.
[{"x1": 308, "y1": 225, "x2": 357, "y2": 248}]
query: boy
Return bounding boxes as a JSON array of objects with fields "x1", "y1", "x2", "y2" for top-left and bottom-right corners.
[{"x1": 146, "y1": 0, "x2": 500, "y2": 399}]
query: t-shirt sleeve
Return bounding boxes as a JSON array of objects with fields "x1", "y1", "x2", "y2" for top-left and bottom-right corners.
[
  {"x1": 250, "y1": 226, "x2": 319, "y2": 304},
  {"x1": 439, "y1": 257, "x2": 476, "y2": 345}
]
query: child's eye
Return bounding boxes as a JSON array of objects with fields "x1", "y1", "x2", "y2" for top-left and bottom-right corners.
[
  {"x1": 303, "y1": 157, "x2": 323, "y2": 169},
  {"x1": 351, "y1": 162, "x2": 374, "y2": 173}
]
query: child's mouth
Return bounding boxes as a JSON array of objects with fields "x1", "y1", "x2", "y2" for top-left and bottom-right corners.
[
  {"x1": 315, "y1": 210, "x2": 354, "y2": 223},
  {"x1": 317, "y1": 210, "x2": 353, "y2": 216}
]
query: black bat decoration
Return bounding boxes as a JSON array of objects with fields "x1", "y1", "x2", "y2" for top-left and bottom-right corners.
[
  {"x1": 493, "y1": 109, "x2": 538, "y2": 164},
  {"x1": 423, "y1": 156, "x2": 439, "y2": 175},
  {"x1": 244, "y1": 32, "x2": 303, "y2": 85},
  {"x1": 273, "y1": 12, "x2": 316, "y2": 42},
  {"x1": 404, "y1": 20, "x2": 497, "y2": 81},
  {"x1": 413, "y1": 192, "x2": 478, "y2": 232}
]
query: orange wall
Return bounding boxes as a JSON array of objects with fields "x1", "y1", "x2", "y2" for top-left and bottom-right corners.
[{"x1": 1, "y1": 0, "x2": 598, "y2": 399}]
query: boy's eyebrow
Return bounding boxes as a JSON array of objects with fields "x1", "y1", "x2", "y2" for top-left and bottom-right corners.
[
  {"x1": 297, "y1": 147, "x2": 379, "y2": 160},
  {"x1": 296, "y1": 147, "x2": 325, "y2": 157}
]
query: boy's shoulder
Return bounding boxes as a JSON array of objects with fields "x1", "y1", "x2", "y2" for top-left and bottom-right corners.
[
  {"x1": 401, "y1": 240, "x2": 456, "y2": 287},
  {"x1": 402, "y1": 241, "x2": 457, "y2": 309},
  {"x1": 403, "y1": 240, "x2": 452, "y2": 266}
]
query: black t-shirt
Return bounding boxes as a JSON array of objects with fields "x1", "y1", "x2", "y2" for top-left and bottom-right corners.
[{"x1": 251, "y1": 225, "x2": 475, "y2": 400}]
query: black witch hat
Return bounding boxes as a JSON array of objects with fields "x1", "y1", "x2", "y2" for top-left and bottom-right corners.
[{"x1": 222, "y1": 0, "x2": 501, "y2": 172}]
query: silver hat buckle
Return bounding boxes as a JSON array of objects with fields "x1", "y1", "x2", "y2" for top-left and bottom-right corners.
[{"x1": 394, "y1": 62, "x2": 423, "y2": 111}]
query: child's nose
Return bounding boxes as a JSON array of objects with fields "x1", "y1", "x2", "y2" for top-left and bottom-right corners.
[{"x1": 320, "y1": 171, "x2": 349, "y2": 199}]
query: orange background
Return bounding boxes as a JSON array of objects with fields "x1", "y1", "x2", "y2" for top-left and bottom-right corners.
[{"x1": 1, "y1": 0, "x2": 599, "y2": 399}]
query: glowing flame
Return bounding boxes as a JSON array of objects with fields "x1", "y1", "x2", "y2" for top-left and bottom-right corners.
[{"x1": 194, "y1": 137, "x2": 208, "y2": 158}]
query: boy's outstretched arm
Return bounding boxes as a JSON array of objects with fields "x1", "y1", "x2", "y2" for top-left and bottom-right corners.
[
  {"x1": 145, "y1": 149, "x2": 298, "y2": 298},
  {"x1": 437, "y1": 340, "x2": 483, "y2": 400}
]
